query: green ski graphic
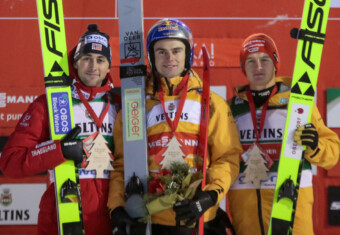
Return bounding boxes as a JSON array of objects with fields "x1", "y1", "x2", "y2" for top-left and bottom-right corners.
[
  {"x1": 36, "y1": 0, "x2": 83, "y2": 234},
  {"x1": 268, "y1": 0, "x2": 330, "y2": 234}
]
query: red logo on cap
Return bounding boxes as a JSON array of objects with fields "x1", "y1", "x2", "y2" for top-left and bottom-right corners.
[{"x1": 92, "y1": 43, "x2": 102, "y2": 51}]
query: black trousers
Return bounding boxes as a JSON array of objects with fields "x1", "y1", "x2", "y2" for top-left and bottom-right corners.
[
  {"x1": 117, "y1": 208, "x2": 232, "y2": 235},
  {"x1": 150, "y1": 222, "x2": 228, "y2": 235},
  {"x1": 151, "y1": 224, "x2": 193, "y2": 235}
]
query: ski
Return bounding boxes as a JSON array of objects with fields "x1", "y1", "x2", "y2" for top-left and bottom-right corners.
[
  {"x1": 268, "y1": 1, "x2": 330, "y2": 234},
  {"x1": 117, "y1": 0, "x2": 149, "y2": 231},
  {"x1": 197, "y1": 46, "x2": 211, "y2": 235},
  {"x1": 36, "y1": 0, "x2": 83, "y2": 234}
]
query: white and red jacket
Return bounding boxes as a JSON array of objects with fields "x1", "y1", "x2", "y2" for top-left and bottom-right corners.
[{"x1": 0, "y1": 49, "x2": 120, "y2": 235}]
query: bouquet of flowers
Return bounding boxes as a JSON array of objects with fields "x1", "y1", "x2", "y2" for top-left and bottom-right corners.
[{"x1": 145, "y1": 162, "x2": 203, "y2": 215}]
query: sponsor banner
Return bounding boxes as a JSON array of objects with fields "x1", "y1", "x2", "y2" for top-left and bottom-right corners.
[
  {"x1": 192, "y1": 38, "x2": 242, "y2": 68},
  {"x1": 0, "y1": 184, "x2": 46, "y2": 225},
  {"x1": 331, "y1": 0, "x2": 340, "y2": 8},
  {"x1": 0, "y1": 88, "x2": 41, "y2": 134},
  {"x1": 211, "y1": 85, "x2": 227, "y2": 100},
  {"x1": 327, "y1": 88, "x2": 340, "y2": 127}
]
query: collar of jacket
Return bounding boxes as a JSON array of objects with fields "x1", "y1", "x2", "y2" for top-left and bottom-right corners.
[
  {"x1": 146, "y1": 70, "x2": 203, "y2": 97},
  {"x1": 234, "y1": 76, "x2": 291, "y2": 105}
]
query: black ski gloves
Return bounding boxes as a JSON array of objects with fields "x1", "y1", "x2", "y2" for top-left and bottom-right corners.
[
  {"x1": 61, "y1": 126, "x2": 84, "y2": 164},
  {"x1": 294, "y1": 123, "x2": 319, "y2": 155},
  {"x1": 173, "y1": 190, "x2": 217, "y2": 226},
  {"x1": 111, "y1": 207, "x2": 137, "y2": 235}
]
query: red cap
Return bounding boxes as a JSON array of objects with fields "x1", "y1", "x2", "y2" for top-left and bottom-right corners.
[{"x1": 240, "y1": 33, "x2": 280, "y2": 75}]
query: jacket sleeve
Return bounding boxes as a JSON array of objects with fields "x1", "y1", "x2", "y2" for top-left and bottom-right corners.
[
  {"x1": 304, "y1": 103, "x2": 340, "y2": 169},
  {"x1": 203, "y1": 92, "x2": 243, "y2": 203},
  {"x1": 0, "y1": 95, "x2": 66, "y2": 178},
  {"x1": 107, "y1": 111, "x2": 125, "y2": 212}
]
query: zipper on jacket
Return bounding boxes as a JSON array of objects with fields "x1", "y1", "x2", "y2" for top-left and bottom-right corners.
[
  {"x1": 256, "y1": 189, "x2": 265, "y2": 235},
  {"x1": 163, "y1": 77, "x2": 174, "y2": 96}
]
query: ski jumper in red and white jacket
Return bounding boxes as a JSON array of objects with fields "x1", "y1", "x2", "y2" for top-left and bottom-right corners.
[
  {"x1": 227, "y1": 76, "x2": 340, "y2": 235},
  {"x1": 0, "y1": 49, "x2": 120, "y2": 235}
]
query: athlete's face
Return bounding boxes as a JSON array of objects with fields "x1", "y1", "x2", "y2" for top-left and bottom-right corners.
[
  {"x1": 153, "y1": 39, "x2": 186, "y2": 79},
  {"x1": 74, "y1": 53, "x2": 110, "y2": 87},
  {"x1": 244, "y1": 52, "x2": 276, "y2": 91}
]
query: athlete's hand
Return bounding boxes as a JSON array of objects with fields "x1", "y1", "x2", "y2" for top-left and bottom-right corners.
[
  {"x1": 61, "y1": 126, "x2": 84, "y2": 164},
  {"x1": 111, "y1": 207, "x2": 137, "y2": 235},
  {"x1": 173, "y1": 190, "x2": 217, "y2": 226},
  {"x1": 294, "y1": 123, "x2": 319, "y2": 155}
]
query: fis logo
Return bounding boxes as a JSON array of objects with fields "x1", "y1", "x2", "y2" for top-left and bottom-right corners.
[{"x1": 40, "y1": 0, "x2": 63, "y2": 57}]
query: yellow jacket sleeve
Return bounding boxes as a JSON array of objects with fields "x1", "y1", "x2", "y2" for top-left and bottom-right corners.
[
  {"x1": 107, "y1": 111, "x2": 125, "y2": 212},
  {"x1": 203, "y1": 92, "x2": 243, "y2": 203},
  {"x1": 304, "y1": 103, "x2": 340, "y2": 169}
]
